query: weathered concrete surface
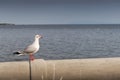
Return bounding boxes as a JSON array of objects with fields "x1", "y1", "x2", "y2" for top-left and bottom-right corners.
[
  {"x1": 0, "y1": 58, "x2": 120, "y2": 80},
  {"x1": 0, "y1": 61, "x2": 29, "y2": 80}
]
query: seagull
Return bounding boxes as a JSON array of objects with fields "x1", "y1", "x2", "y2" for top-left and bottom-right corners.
[{"x1": 13, "y1": 34, "x2": 43, "y2": 61}]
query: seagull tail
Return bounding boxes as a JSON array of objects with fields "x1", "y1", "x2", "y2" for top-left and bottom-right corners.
[{"x1": 13, "y1": 51, "x2": 24, "y2": 56}]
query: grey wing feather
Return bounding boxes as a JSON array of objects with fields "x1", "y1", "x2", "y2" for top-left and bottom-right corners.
[{"x1": 24, "y1": 45, "x2": 37, "y2": 53}]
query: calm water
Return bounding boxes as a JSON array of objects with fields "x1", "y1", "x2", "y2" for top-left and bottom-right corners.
[{"x1": 0, "y1": 25, "x2": 120, "y2": 61}]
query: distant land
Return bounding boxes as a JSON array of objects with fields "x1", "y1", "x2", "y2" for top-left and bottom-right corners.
[
  {"x1": 0, "y1": 23, "x2": 120, "y2": 26},
  {"x1": 0, "y1": 23, "x2": 15, "y2": 25},
  {"x1": 1, "y1": 23, "x2": 120, "y2": 29},
  {"x1": 0, "y1": 24, "x2": 119, "y2": 29}
]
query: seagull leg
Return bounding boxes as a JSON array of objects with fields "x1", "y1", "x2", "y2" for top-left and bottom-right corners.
[{"x1": 29, "y1": 54, "x2": 34, "y2": 61}]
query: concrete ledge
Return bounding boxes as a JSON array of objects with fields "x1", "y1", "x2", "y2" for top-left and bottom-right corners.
[{"x1": 0, "y1": 58, "x2": 120, "y2": 80}]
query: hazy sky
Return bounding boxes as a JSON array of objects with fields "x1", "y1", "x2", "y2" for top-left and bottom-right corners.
[{"x1": 0, "y1": 0, "x2": 120, "y2": 24}]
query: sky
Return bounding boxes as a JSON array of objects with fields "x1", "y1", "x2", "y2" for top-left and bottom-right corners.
[{"x1": 0, "y1": 0, "x2": 120, "y2": 24}]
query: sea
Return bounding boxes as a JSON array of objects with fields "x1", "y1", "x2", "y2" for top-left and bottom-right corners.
[{"x1": 0, "y1": 24, "x2": 120, "y2": 62}]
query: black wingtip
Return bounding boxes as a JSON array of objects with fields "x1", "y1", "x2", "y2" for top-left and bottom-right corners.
[{"x1": 13, "y1": 51, "x2": 21, "y2": 55}]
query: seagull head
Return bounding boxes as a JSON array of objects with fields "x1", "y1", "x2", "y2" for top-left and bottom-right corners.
[{"x1": 35, "y1": 34, "x2": 43, "y2": 39}]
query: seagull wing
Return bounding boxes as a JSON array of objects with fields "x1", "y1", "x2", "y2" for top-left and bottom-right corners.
[{"x1": 24, "y1": 45, "x2": 37, "y2": 54}]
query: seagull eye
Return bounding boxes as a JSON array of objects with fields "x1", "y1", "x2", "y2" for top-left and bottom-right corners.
[{"x1": 37, "y1": 36, "x2": 40, "y2": 38}]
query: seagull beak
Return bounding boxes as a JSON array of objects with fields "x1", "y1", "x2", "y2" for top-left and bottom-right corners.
[
  {"x1": 41, "y1": 36, "x2": 43, "y2": 38},
  {"x1": 40, "y1": 35, "x2": 43, "y2": 38}
]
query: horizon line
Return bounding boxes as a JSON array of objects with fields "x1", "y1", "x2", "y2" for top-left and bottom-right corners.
[{"x1": 1, "y1": 23, "x2": 120, "y2": 25}]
